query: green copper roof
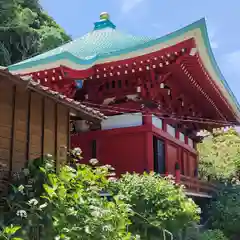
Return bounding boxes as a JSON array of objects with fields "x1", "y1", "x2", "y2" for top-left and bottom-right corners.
[{"x1": 11, "y1": 17, "x2": 153, "y2": 67}]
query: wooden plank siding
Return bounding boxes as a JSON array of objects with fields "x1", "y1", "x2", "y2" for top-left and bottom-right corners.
[
  {"x1": 0, "y1": 81, "x2": 70, "y2": 172},
  {"x1": 29, "y1": 92, "x2": 42, "y2": 161},
  {"x1": 43, "y1": 98, "x2": 56, "y2": 157},
  {"x1": 12, "y1": 86, "x2": 28, "y2": 171},
  {"x1": 56, "y1": 104, "x2": 69, "y2": 170},
  {"x1": 0, "y1": 79, "x2": 14, "y2": 171}
]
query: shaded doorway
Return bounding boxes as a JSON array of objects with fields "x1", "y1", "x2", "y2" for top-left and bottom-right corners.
[{"x1": 153, "y1": 136, "x2": 165, "y2": 174}]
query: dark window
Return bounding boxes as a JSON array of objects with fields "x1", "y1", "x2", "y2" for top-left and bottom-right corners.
[
  {"x1": 92, "y1": 140, "x2": 97, "y2": 158},
  {"x1": 125, "y1": 79, "x2": 129, "y2": 87},
  {"x1": 153, "y1": 136, "x2": 165, "y2": 174},
  {"x1": 118, "y1": 80, "x2": 122, "y2": 88},
  {"x1": 112, "y1": 81, "x2": 115, "y2": 88}
]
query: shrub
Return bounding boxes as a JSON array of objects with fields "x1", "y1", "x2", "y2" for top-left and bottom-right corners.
[
  {"x1": 1, "y1": 148, "x2": 202, "y2": 239},
  {"x1": 198, "y1": 229, "x2": 228, "y2": 240},
  {"x1": 111, "y1": 173, "x2": 200, "y2": 239},
  {"x1": 1, "y1": 149, "x2": 135, "y2": 240}
]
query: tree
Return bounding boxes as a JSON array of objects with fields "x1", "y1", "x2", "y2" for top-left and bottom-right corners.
[
  {"x1": 198, "y1": 128, "x2": 240, "y2": 182},
  {"x1": 207, "y1": 185, "x2": 240, "y2": 239},
  {"x1": 0, "y1": 0, "x2": 71, "y2": 66},
  {"x1": 197, "y1": 128, "x2": 240, "y2": 239},
  {"x1": 112, "y1": 173, "x2": 200, "y2": 239}
]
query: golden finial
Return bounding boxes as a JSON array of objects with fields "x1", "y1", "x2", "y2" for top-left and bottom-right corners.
[{"x1": 100, "y1": 12, "x2": 110, "y2": 20}]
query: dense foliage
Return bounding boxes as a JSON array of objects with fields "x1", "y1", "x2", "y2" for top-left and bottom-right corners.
[
  {"x1": 207, "y1": 185, "x2": 240, "y2": 239},
  {"x1": 1, "y1": 151, "x2": 134, "y2": 240},
  {"x1": 112, "y1": 173, "x2": 200, "y2": 239},
  {"x1": 198, "y1": 128, "x2": 240, "y2": 182},
  {"x1": 0, "y1": 148, "x2": 201, "y2": 239},
  {"x1": 0, "y1": 0, "x2": 71, "y2": 66},
  {"x1": 198, "y1": 229, "x2": 229, "y2": 240},
  {"x1": 198, "y1": 127, "x2": 240, "y2": 239},
  {"x1": 183, "y1": 228, "x2": 229, "y2": 240}
]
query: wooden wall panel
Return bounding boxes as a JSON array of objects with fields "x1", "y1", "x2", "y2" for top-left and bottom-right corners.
[
  {"x1": 43, "y1": 98, "x2": 55, "y2": 156},
  {"x1": 29, "y1": 92, "x2": 42, "y2": 160},
  {"x1": 0, "y1": 80, "x2": 13, "y2": 170},
  {"x1": 56, "y1": 105, "x2": 68, "y2": 169},
  {"x1": 12, "y1": 86, "x2": 28, "y2": 171},
  {"x1": 166, "y1": 143, "x2": 178, "y2": 174}
]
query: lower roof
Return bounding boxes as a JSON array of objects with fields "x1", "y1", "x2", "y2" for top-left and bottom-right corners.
[{"x1": 0, "y1": 68, "x2": 106, "y2": 122}]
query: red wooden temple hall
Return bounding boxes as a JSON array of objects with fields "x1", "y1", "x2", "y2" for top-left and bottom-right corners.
[{"x1": 8, "y1": 12, "x2": 240, "y2": 196}]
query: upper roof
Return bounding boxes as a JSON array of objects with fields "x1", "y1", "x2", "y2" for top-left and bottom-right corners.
[
  {"x1": 9, "y1": 13, "x2": 153, "y2": 69},
  {"x1": 7, "y1": 12, "x2": 240, "y2": 122},
  {"x1": 0, "y1": 68, "x2": 106, "y2": 122}
]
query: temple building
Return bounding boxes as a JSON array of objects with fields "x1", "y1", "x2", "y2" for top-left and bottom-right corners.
[{"x1": 8, "y1": 13, "x2": 240, "y2": 198}]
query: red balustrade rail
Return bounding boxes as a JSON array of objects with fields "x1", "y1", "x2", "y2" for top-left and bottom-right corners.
[{"x1": 180, "y1": 175, "x2": 217, "y2": 195}]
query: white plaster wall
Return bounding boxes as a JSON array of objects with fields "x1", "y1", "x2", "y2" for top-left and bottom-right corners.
[
  {"x1": 101, "y1": 113, "x2": 142, "y2": 130},
  {"x1": 167, "y1": 124, "x2": 176, "y2": 137},
  {"x1": 152, "y1": 115, "x2": 163, "y2": 129},
  {"x1": 188, "y1": 138, "x2": 194, "y2": 148},
  {"x1": 179, "y1": 132, "x2": 185, "y2": 142}
]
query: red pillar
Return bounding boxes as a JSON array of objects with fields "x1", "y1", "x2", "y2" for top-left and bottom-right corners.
[
  {"x1": 143, "y1": 114, "x2": 152, "y2": 126},
  {"x1": 145, "y1": 132, "x2": 154, "y2": 172},
  {"x1": 164, "y1": 139, "x2": 169, "y2": 176},
  {"x1": 175, "y1": 130, "x2": 180, "y2": 139},
  {"x1": 163, "y1": 120, "x2": 167, "y2": 132}
]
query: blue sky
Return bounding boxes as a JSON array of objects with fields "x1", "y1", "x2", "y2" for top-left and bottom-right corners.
[{"x1": 40, "y1": 0, "x2": 240, "y2": 102}]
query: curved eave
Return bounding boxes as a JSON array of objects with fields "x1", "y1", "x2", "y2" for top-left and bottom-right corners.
[
  {"x1": 193, "y1": 20, "x2": 240, "y2": 121},
  {"x1": 8, "y1": 18, "x2": 240, "y2": 121}
]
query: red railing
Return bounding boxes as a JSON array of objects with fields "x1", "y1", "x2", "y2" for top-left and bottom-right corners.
[{"x1": 180, "y1": 175, "x2": 217, "y2": 195}]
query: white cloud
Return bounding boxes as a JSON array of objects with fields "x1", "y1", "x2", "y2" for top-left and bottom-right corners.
[
  {"x1": 121, "y1": 0, "x2": 145, "y2": 13},
  {"x1": 208, "y1": 27, "x2": 218, "y2": 49},
  {"x1": 225, "y1": 50, "x2": 240, "y2": 72},
  {"x1": 210, "y1": 40, "x2": 218, "y2": 49}
]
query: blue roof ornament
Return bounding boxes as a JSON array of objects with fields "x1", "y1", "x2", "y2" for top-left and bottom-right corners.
[{"x1": 94, "y1": 12, "x2": 116, "y2": 30}]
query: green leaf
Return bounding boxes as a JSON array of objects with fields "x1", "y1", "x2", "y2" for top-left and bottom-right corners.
[{"x1": 3, "y1": 225, "x2": 21, "y2": 235}]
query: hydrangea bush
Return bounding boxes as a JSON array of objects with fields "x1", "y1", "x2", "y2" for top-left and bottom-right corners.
[
  {"x1": 1, "y1": 147, "x2": 200, "y2": 239},
  {"x1": 1, "y1": 149, "x2": 135, "y2": 240},
  {"x1": 111, "y1": 173, "x2": 200, "y2": 239}
]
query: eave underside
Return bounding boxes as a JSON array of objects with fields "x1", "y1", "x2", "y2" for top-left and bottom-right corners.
[{"x1": 8, "y1": 37, "x2": 240, "y2": 125}]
